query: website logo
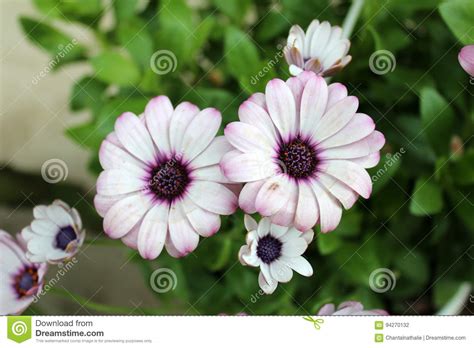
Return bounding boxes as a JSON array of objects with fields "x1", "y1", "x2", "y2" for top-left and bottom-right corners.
[{"x1": 7, "y1": 316, "x2": 32, "y2": 343}]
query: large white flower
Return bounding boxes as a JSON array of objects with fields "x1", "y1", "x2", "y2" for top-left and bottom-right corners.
[
  {"x1": 0, "y1": 231, "x2": 47, "y2": 315},
  {"x1": 221, "y1": 72, "x2": 384, "y2": 233},
  {"x1": 94, "y1": 96, "x2": 238, "y2": 260},
  {"x1": 318, "y1": 301, "x2": 388, "y2": 316},
  {"x1": 21, "y1": 200, "x2": 85, "y2": 263},
  {"x1": 285, "y1": 20, "x2": 351, "y2": 76},
  {"x1": 238, "y1": 215, "x2": 313, "y2": 295}
]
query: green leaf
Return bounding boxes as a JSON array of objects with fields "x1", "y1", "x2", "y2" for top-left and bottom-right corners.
[
  {"x1": 91, "y1": 51, "x2": 141, "y2": 86},
  {"x1": 317, "y1": 233, "x2": 342, "y2": 255},
  {"x1": 369, "y1": 152, "x2": 403, "y2": 194},
  {"x1": 439, "y1": 0, "x2": 474, "y2": 45},
  {"x1": 450, "y1": 149, "x2": 474, "y2": 186},
  {"x1": 420, "y1": 87, "x2": 455, "y2": 156},
  {"x1": 33, "y1": 0, "x2": 102, "y2": 25},
  {"x1": 113, "y1": 0, "x2": 139, "y2": 21},
  {"x1": 117, "y1": 18, "x2": 153, "y2": 68},
  {"x1": 212, "y1": 0, "x2": 251, "y2": 24},
  {"x1": 70, "y1": 76, "x2": 107, "y2": 112},
  {"x1": 410, "y1": 177, "x2": 444, "y2": 216},
  {"x1": 19, "y1": 17, "x2": 85, "y2": 65}
]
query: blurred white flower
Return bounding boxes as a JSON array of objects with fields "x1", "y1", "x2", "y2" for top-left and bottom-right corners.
[
  {"x1": 318, "y1": 301, "x2": 388, "y2": 315},
  {"x1": 22, "y1": 200, "x2": 85, "y2": 264},
  {"x1": 238, "y1": 215, "x2": 313, "y2": 295}
]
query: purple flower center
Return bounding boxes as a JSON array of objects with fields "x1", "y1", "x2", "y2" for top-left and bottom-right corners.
[
  {"x1": 14, "y1": 266, "x2": 38, "y2": 298},
  {"x1": 55, "y1": 226, "x2": 77, "y2": 250},
  {"x1": 278, "y1": 138, "x2": 317, "y2": 179},
  {"x1": 149, "y1": 157, "x2": 190, "y2": 201},
  {"x1": 257, "y1": 235, "x2": 282, "y2": 264}
]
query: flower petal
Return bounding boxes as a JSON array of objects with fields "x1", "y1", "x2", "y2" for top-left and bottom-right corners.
[
  {"x1": 350, "y1": 152, "x2": 381, "y2": 168},
  {"x1": 169, "y1": 101, "x2": 200, "y2": 152},
  {"x1": 282, "y1": 256, "x2": 313, "y2": 276},
  {"x1": 239, "y1": 180, "x2": 266, "y2": 214},
  {"x1": 168, "y1": 202, "x2": 199, "y2": 256},
  {"x1": 320, "y1": 113, "x2": 375, "y2": 149},
  {"x1": 255, "y1": 174, "x2": 291, "y2": 216},
  {"x1": 182, "y1": 198, "x2": 221, "y2": 237},
  {"x1": 311, "y1": 180, "x2": 342, "y2": 233},
  {"x1": 221, "y1": 151, "x2": 277, "y2": 183},
  {"x1": 145, "y1": 96, "x2": 173, "y2": 156},
  {"x1": 295, "y1": 181, "x2": 319, "y2": 231},
  {"x1": 137, "y1": 202, "x2": 169, "y2": 260},
  {"x1": 300, "y1": 75, "x2": 329, "y2": 138},
  {"x1": 326, "y1": 83, "x2": 348, "y2": 111},
  {"x1": 269, "y1": 178, "x2": 297, "y2": 227},
  {"x1": 187, "y1": 181, "x2": 237, "y2": 215},
  {"x1": 270, "y1": 259, "x2": 293, "y2": 282},
  {"x1": 238, "y1": 101, "x2": 278, "y2": 143},
  {"x1": 320, "y1": 160, "x2": 372, "y2": 199},
  {"x1": 281, "y1": 237, "x2": 307, "y2": 256},
  {"x1": 265, "y1": 79, "x2": 297, "y2": 141},
  {"x1": 317, "y1": 173, "x2": 358, "y2": 209},
  {"x1": 224, "y1": 122, "x2": 274, "y2": 154},
  {"x1": 244, "y1": 215, "x2": 258, "y2": 232},
  {"x1": 191, "y1": 136, "x2": 233, "y2": 169},
  {"x1": 96, "y1": 169, "x2": 147, "y2": 196},
  {"x1": 319, "y1": 131, "x2": 385, "y2": 160}
]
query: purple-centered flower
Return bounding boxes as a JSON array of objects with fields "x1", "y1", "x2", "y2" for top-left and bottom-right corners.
[
  {"x1": 0, "y1": 231, "x2": 47, "y2": 315},
  {"x1": 458, "y1": 45, "x2": 474, "y2": 76},
  {"x1": 221, "y1": 72, "x2": 384, "y2": 232},
  {"x1": 21, "y1": 200, "x2": 85, "y2": 263},
  {"x1": 318, "y1": 301, "x2": 388, "y2": 316},
  {"x1": 238, "y1": 215, "x2": 313, "y2": 295},
  {"x1": 94, "y1": 96, "x2": 238, "y2": 259},
  {"x1": 284, "y1": 20, "x2": 351, "y2": 76}
]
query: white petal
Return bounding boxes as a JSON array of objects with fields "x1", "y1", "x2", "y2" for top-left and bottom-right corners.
[
  {"x1": 192, "y1": 165, "x2": 230, "y2": 183},
  {"x1": 224, "y1": 122, "x2": 274, "y2": 154},
  {"x1": 317, "y1": 172, "x2": 358, "y2": 209},
  {"x1": 169, "y1": 101, "x2": 200, "y2": 152},
  {"x1": 191, "y1": 136, "x2": 233, "y2": 169},
  {"x1": 96, "y1": 169, "x2": 147, "y2": 196},
  {"x1": 282, "y1": 256, "x2": 313, "y2": 276},
  {"x1": 244, "y1": 215, "x2": 258, "y2": 232},
  {"x1": 265, "y1": 79, "x2": 297, "y2": 141},
  {"x1": 320, "y1": 113, "x2": 375, "y2": 148},
  {"x1": 255, "y1": 175, "x2": 291, "y2": 216},
  {"x1": 145, "y1": 96, "x2": 173, "y2": 156},
  {"x1": 326, "y1": 83, "x2": 348, "y2": 111},
  {"x1": 168, "y1": 202, "x2": 199, "y2": 256},
  {"x1": 295, "y1": 181, "x2": 319, "y2": 231},
  {"x1": 239, "y1": 180, "x2": 266, "y2": 214},
  {"x1": 311, "y1": 180, "x2": 342, "y2": 233},
  {"x1": 320, "y1": 160, "x2": 372, "y2": 199},
  {"x1": 299, "y1": 75, "x2": 328, "y2": 136},
  {"x1": 238, "y1": 101, "x2": 278, "y2": 143},
  {"x1": 270, "y1": 260, "x2": 293, "y2": 282},
  {"x1": 282, "y1": 237, "x2": 307, "y2": 256},
  {"x1": 137, "y1": 202, "x2": 169, "y2": 259},
  {"x1": 46, "y1": 205, "x2": 74, "y2": 228},
  {"x1": 187, "y1": 181, "x2": 237, "y2": 215},
  {"x1": 221, "y1": 151, "x2": 277, "y2": 183},
  {"x1": 258, "y1": 270, "x2": 278, "y2": 294},
  {"x1": 182, "y1": 198, "x2": 221, "y2": 237}
]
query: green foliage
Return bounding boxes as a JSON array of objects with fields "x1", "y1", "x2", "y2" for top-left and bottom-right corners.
[{"x1": 17, "y1": 0, "x2": 474, "y2": 316}]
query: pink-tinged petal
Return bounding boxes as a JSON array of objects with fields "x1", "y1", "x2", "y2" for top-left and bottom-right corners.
[
  {"x1": 238, "y1": 101, "x2": 277, "y2": 143},
  {"x1": 168, "y1": 202, "x2": 199, "y2": 256},
  {"x1": 295, "y1": 181, "x2": 319, "y2": 231},
  {"x1": 244, "y1": 215, "x2": 258, "y2": 232},
  {"x1": 319, "y1": 130, "x2": 385, "y2": 160},
  {"x1": 317, "y1": 173, "x2": 358, "y2": 210},
  {"x1": 295, "y1": 71, "x2": 317, "y2": 85},
  {"x1": 300, "y1": 75, "x2": 329, "y2": 137},
  {"x1": 182, "y1": 198, "x2": 221, "y2": 237},
  {"x1": 311, "y1": 180, "x2": 342, "y2": 233},
  {"x1": 302, "y1": 230, "x2": 314, "y2": 243},
  {"x1": 247, "y1": 92, "x2": 267, "y2": 109},
  {"x1": 191, "y1": 136, "x2": 233, "y2": 169},
  {"x1": 239, "y1": 180, "x2": 266, "y2": 213},
  {"x1": 137, "y1": 202, "x2": 168, "y2": 260},
  {"x1": 121, "y1": 221, "x2": 140, "y2": 250},
  {"x1": 326, "y1": 83, "x2": 348, "y2": 111},
  {"x1": 103, "y1": 194, "x2": 153, "y2": 239},
  {"x1": 221, "y1": 151, "x2": 277, "y2": 182},
  {"x1": 265, "y1": 79, "x2": 297, "y2": 141},
  {"x1": 169, "y1": 101, "x2": 200, "y2": 152},
  {"x1": 255, "y1": 174, "x2": 291, "y2": 216},
  {"x1": 192, "y1": 165, "x2": 230, "y2": 183},
  {"x1": 187, "y1": 181, "x2": 237, "y2": 215},
  {"x1": 320, "y1": 113, "x2": 375, "y2": 149},
  {"x1": 99, "y1": 140, "x2": 149, "y2": 176},
  {"x1": 114, "y1": 112, "x2": 156, "y2": 166},
  {"x1": 145, "y1": 96, "x2": 173, "y2": 156},
  {"x1": 270, "y1": 179, "x2": 297, "y2": 227},
  {"x1": 164, "y1": 234, "x2": 182, "y2": 258},
  {"x1": 318, "y1": 303, "x2": 336, "y2": 315},
  {"x1": 96, "y1": 169, "x2": 146, "y2": 196},
  {"x1": 282, "y1": 256, "x2": 313, "y2": 276},
  {"x1": 224, "y1": 122, "x2": 274, "y2": 154},
  {"x1": 350, "y1": 152, "x2": 381, "y2": 169},
  {"x1": 270, "y1": 259, "x2": 293, "y2": 282},
  {"x1": 181, "y1": 108, "x2": 221, "y2": 162},
  {"x1": 286, "y1": 76, "x2": 305, "y2": 115},
  {"x1": 320, "y1": 160, "x2": 372, "y2": 199},
  {"x1": 312, "y1": 96, "x2": 358, "y2": 142},
  {"x1": 0, "y1": 232, "x2": 25, "y2": 270},
  {"x1": 287, "y1": 24, "x2": 305, "y2": 52},
  {"x1": 458, "y1": 45, "x2": 474, "y2": 76},
  {"x1": 94, "y1": 193, "x2": 134, "y2": 218}
]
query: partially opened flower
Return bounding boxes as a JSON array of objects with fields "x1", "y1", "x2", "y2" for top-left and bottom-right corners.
[
  {"x1": 284, "y1": 20, "x2": 351, "y2": 76},
  {"x1": 221, "y1": 72, "x2": 384, "y2": 232},
  {"x1": 318, "y1": 301, "x2": 388, "y2": 316},
  {"x1": 0, "y1": 231, "x2": 47, "y2": 315},
  {"x1": 458, "y1": 45, "x2": 474, "y2": 76},
  {"x1": 21, "y1": 200, "x2": 84, "y2": 264},
  {"x1": 238, "y1": 215, "x2": 313, "y2": 295},
  {"x1": 94, "y1": 96, "x2": 238, "y2": 260}
]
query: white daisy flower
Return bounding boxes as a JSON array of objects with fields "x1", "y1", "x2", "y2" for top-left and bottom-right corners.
[
  {"x1": 21, "y1": 200, "x2": 85, "y2": 264},
  {"x1": 284, "y1": 20, "x2": 351, "y2": 76},
  {"x1": 94, "y1": 96, "x2": 238, "y2": 260},
  {"x1": 238, "y1": 215, "x2": 313, "y2": 295},
  {"x1": 0, "y1": 231, "x2": 47, "y2": 315},
  {"x1": 318, "y1": 301, "x2": 388, "y2": 315}
]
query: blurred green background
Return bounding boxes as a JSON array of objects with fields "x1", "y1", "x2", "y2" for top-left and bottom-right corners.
[{"x1": 1, "y1": 0, "x2": 473, "y2": 315}]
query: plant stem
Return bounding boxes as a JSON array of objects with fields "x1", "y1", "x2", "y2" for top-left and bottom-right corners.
[{"x1": 342, "y1": 0, "x2": 365, "y2": 38}]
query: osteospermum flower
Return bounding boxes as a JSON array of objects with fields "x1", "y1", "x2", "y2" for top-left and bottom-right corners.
[
  {"x1": 318, "y1": 301, "x2": 388, "y2": 316},
  {"x1": 94, "y1": 96, "x2": 238, "y2": 259},
  {"x1": 221, "y1": 72, "x2": 384, "y2": 232},
  {"x1": 284, "y1": 20, "x2": 351, "y2": 76},
  {"x1": 458, "y1": 45, "x2": 474, "y2": 76},
  {"x1": 0, "y1": 231, "x2": 47, "y2": 315},
  {"x1": 21, "y1": 200, "x2": 85, "y2": 263},
  {"x1": 238, "y1": 215, "x2": 313, "y2": 295}
]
